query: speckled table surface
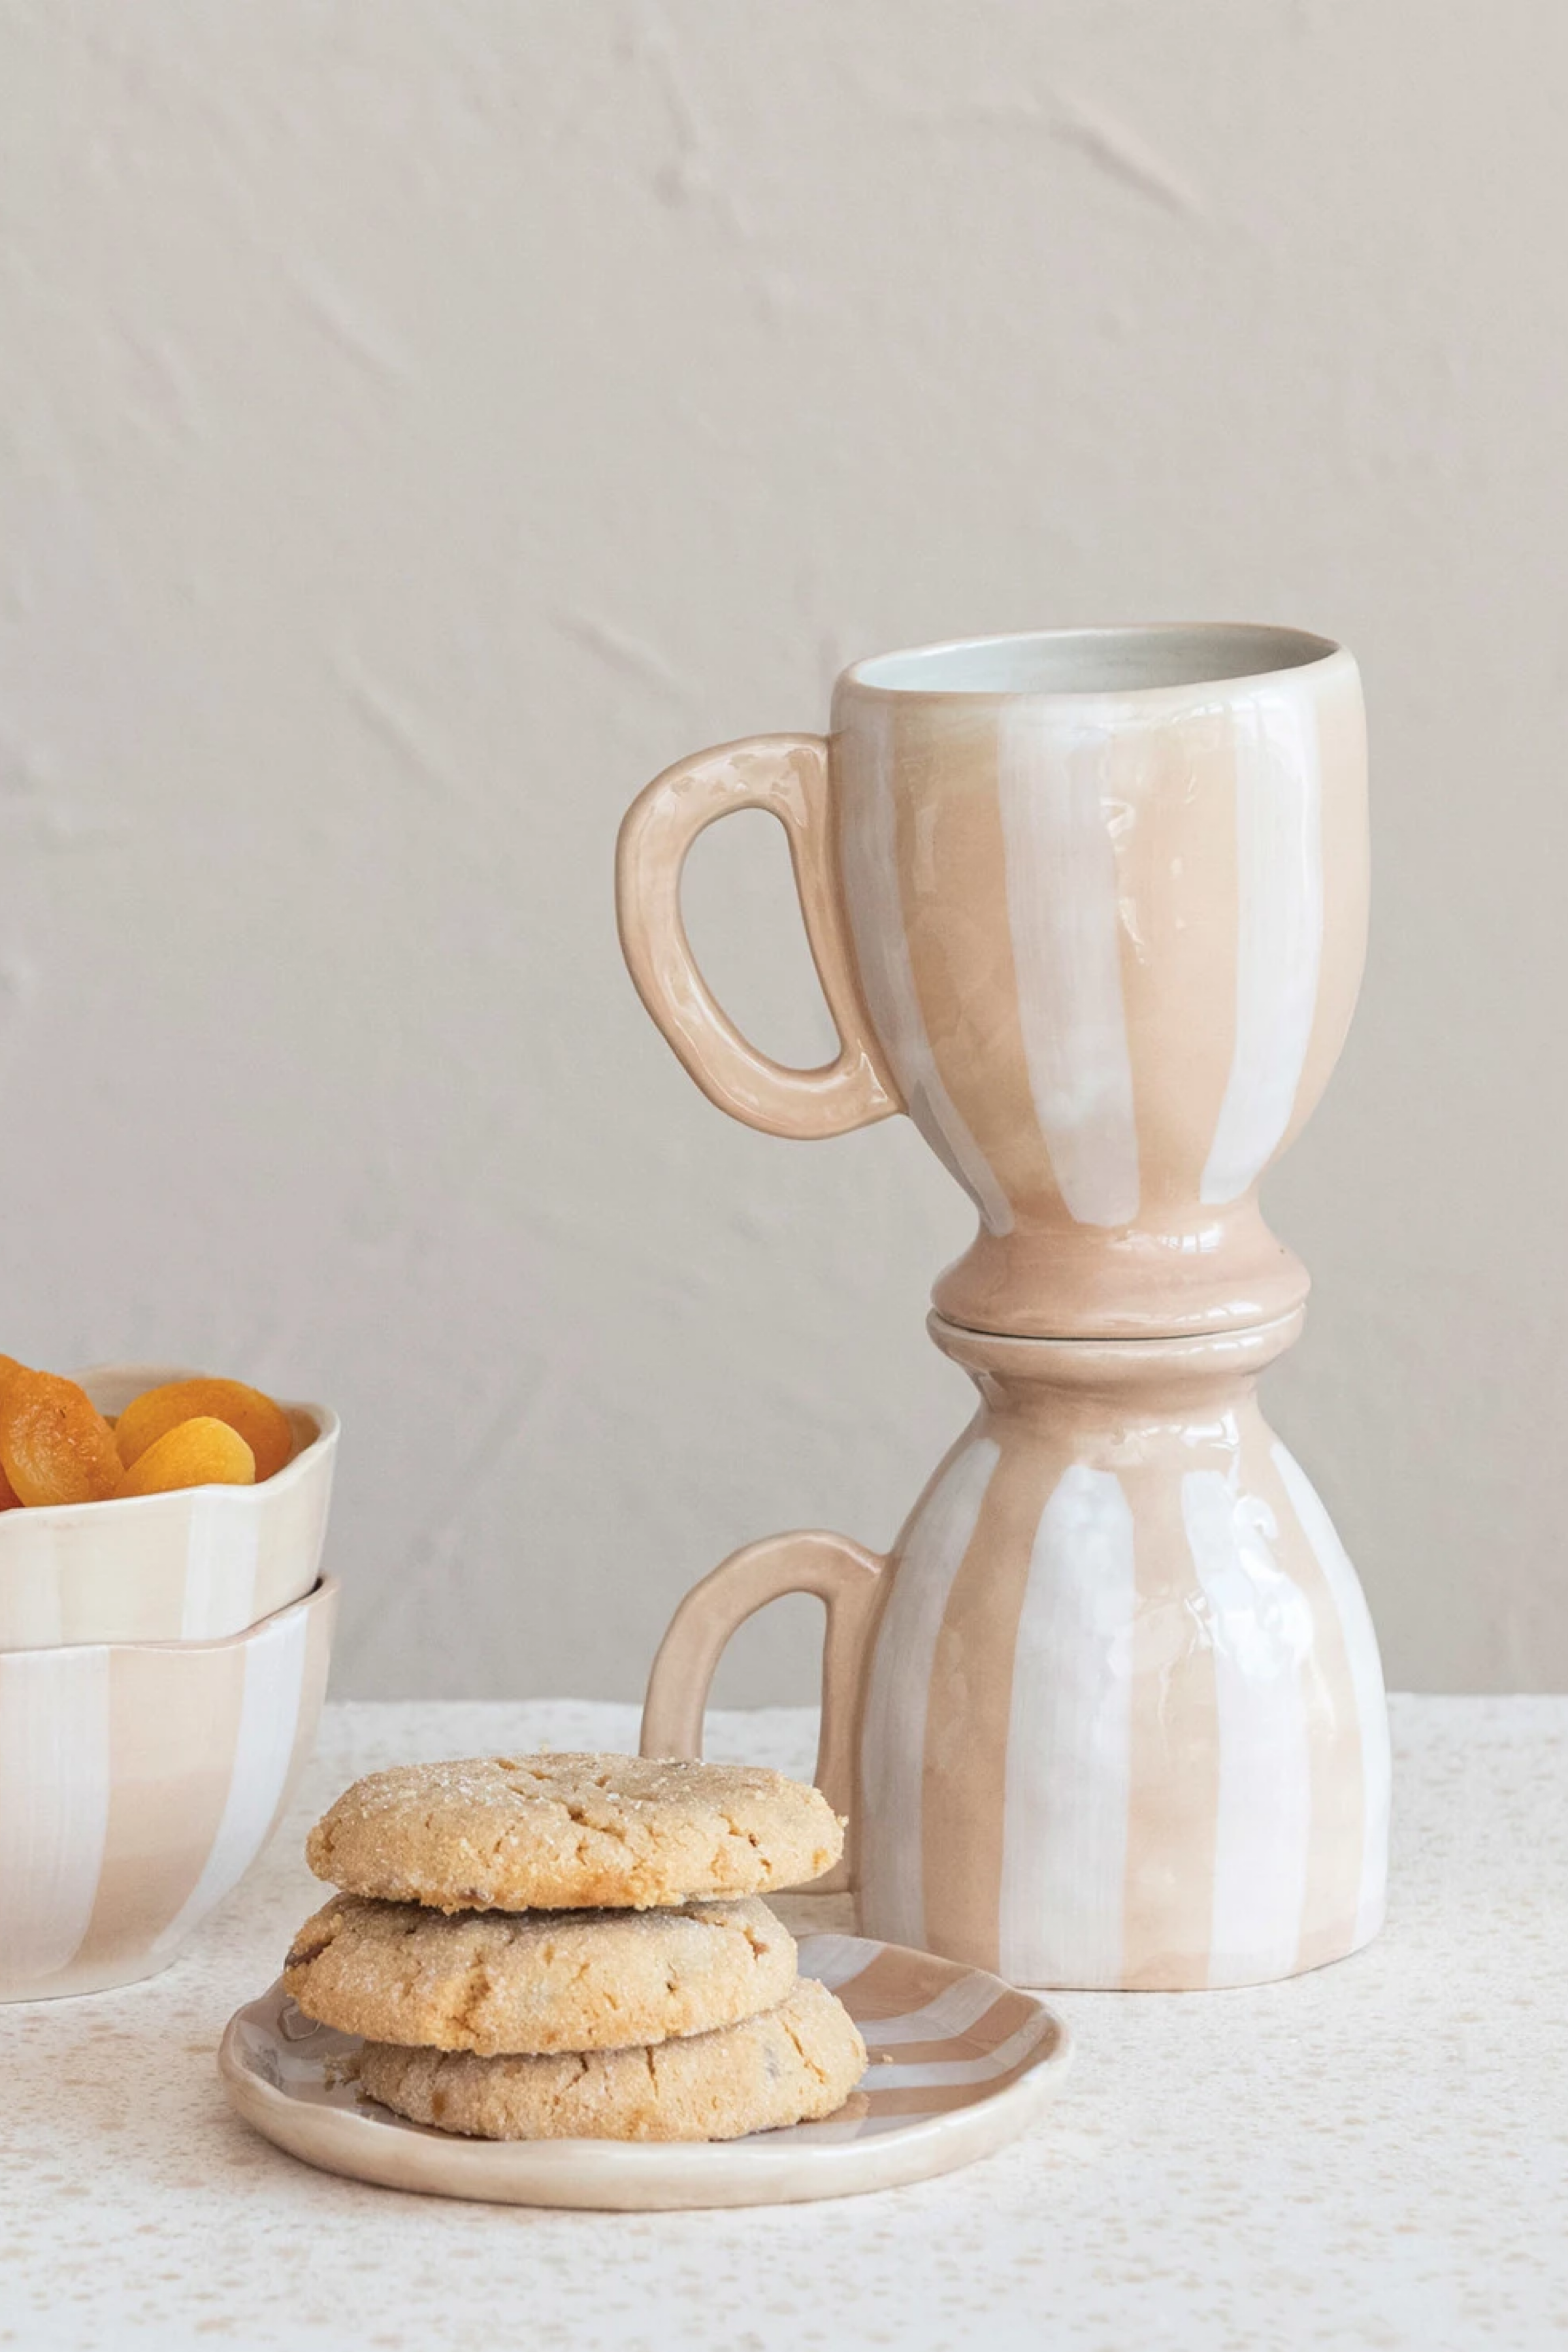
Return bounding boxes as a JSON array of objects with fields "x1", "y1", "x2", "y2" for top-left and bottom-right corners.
[{"x1": 3, "y1": 1695, "x2": 1565, "y2": 2351}]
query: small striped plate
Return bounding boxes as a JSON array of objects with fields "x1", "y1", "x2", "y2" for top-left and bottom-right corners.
[{"x1": 219, "y1": 1933, "x2": 1071, "y2": 2210}]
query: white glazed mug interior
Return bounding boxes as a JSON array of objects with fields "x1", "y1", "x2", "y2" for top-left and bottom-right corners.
[{"x1": 842, "y1": 622, "x2": 1341, "y2": 698}]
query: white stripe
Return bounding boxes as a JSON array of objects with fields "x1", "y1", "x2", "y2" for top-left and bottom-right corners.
[
  {"x1": 0, "y1": 1535, "x2": 67, "y2": 1648},
  {"x1": 795, "y1": 1935, "x2": 879, "y2": 1992},
  {"x1": 997, "y1": 705, "x2": 1139, "y2": 1225},
  {"x1": 1271, "y1": 1441, "x2": 1390, "y2": 1948},
  {"x1": 998, "y1": 1465, "x2": 1135, "y2": 1987},
  {"x1": 1183, "y1": 1469, "x2": 1315, "y2": 1985},
  {"x1": 772, "y1": 2114, "x2": 883, "y2": 2145},
  {"x1": 182, "y1": 1491, "x2": 260, "y2": 1640},
  {"x1": 0, "y1": 1647, "x2": 111, "y2": 1984},
  {"x1": 1201, "y1": 685, "x2": 1325, "y2": 1202},
  {"x1": 857, "y1": 1439, "x2": 1000, "y2": 1950},
  {"x1": 738, "y1": 2109, "x2": 913, "y2": 2147},
  {"x1": 839, "y1": 702, "x2": 1014, "y2": 1233},
  {"x1": 857, "y1": 1972, "x2": 1005, "y2": 2046},
  {"x1": 871, "y1": 2010, "x2": 1056, "y2": 2091},
  {"x1": 152, "y1": 1605, "x2": 308, "y2": 1953}
]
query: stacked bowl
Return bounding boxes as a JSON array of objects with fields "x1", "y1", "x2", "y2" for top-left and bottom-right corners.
[{"x1": 0, "y1": 1365, "x2": 338, "y2": 2001}]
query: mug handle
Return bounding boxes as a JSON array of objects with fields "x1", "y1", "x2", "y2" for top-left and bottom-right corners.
[
  {"x1": 640, "y1": 1530, "x2": 885, "y2": 1896},
  {"x1": 615, "y1": 735, "x2": 903, "y2": 1139}
]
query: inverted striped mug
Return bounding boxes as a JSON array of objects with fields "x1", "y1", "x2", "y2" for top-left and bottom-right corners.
[
  {"x1": 642, "y1": 1309, "x2": 1390, "y2": 1991},
  {"x1": 617, "y1": 624, "x2": 1368, "y2": 1337}
]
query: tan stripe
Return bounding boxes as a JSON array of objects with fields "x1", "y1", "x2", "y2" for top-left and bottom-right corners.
[
  {"x1": 864, "y1": 2046, "x2": 1056, "y2": 2117},
  {"x1": 1119, "y1": 1453, "x2": 1221, "y2": 1987},
  {"x1": 73, "y1": 1640, "x2": 246, "y2": 1971},
  {"x1": 1281, "y1": 662, "x2": 1367, "y2": 1154},
  {"x1": 1252, "y1": 1448, "x2": 1365, "y2": 1972},
  {"x1": 1111, "y1": 710, "x2": 1240, "y2": 1207},
  {"x1": 866, "y1": 1991, "x2": 1043, "y2": 2070},
  {"x1": 889, "y1": 703, "x2": 1052, "y2": 1217},
  {"x1": 920, "y1": 1423, "x2": 1068, "y2": 1972},
  {"x1": 826, "y1": 1944, "x2": 947, "y2": 2023}
]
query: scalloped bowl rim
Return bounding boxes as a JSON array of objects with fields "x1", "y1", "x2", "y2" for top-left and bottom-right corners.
[{"x1": 0, "y1": 1362, "x2": 338, "y2": 1537}]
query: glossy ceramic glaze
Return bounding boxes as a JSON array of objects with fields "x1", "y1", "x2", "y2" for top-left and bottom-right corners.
[
  {"x1": 643, "y1": 1316, "x2": 1389, "y2": 1991},
  {"x1": 0, "y1": 1576, "x2": 337, "y2": 2001},
  {"x1": 0, "y1": 1365, "x2": 337, "y2": 1650},
  {"x1": 616, "y1": 624, "x2": 1368, "y2": 1337},
  {"x1": 220, "y1": 1932, "x2": 1071, "y2": 2210},
  {"x1": 627, "y1": 621, "x2": 1384, "y2": 1987}
]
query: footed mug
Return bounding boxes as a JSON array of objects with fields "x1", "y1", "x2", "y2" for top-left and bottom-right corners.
[
  {"x1": 617, "y1": 624, "x2": 1368, "y2": 1337},
  {"x1": 642, "y1": 1313, "x2": 1390, "y2": 1991}
]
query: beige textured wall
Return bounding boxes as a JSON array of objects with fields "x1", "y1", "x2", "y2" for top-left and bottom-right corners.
[{"x1": 2, "y1": 3, "x2": 1563, "y2": 1699}]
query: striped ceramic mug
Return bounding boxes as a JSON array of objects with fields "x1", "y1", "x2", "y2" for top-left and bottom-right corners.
[
  {"x1": 642, "y1": 1311, "x2": 1390, "y2": 1991},
  {"x1": 617, "y1": 624, "x2": 1367, "y2": 1337}
]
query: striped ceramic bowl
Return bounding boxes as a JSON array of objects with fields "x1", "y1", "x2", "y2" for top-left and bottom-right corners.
[
  {"x1": 0, "y1": 1575, "x2": 336, "y2": 2001},
  {"x1": 0, "y1": 1365, "x2": 337, "y2": 1650}
]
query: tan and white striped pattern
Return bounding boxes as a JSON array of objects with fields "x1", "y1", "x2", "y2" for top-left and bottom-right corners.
[
  {"x1": 0, "y1": 1367, "x2": 337, "y2": 1650},
  {"x1": 829, "y1": 632, "x2": 1369, "y2": 1336},
  {"x1": 221, "y1": 1933, "x2": 1069, "y2": 2207},
  {"x1": 625, "y1": 629, "x2": 1386, "y2": 1993},
  {"x1": 856, "y1": 1316, "x2": 1390, "y2": 1990},
  {"x1": 0, "y1": 1578, "x2": 336, "y2": 2001}
]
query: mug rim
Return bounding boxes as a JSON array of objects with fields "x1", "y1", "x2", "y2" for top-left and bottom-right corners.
[{"x1": 840, "y1": 623, "x2": 1347, "y2": 701}]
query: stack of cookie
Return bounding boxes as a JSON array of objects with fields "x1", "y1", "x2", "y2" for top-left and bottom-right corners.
[{"x1": 284, "y1": 1753, "x2": 866, "y2": 2143}]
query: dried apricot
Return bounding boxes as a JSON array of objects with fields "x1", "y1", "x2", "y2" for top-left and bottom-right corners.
[
  {"x1": 0, "y1": 1370, "x2": 122, "y2": 1507},
  {"x1": 116, "y1": 1418, "x2": 256, "y2": 1498},
  {"x1": 115, "y1": 1378, "x2": 293, "y2": 1483},
  {"x1": 0, "y1": 1360, "x2": 24, "y2": 1502}
]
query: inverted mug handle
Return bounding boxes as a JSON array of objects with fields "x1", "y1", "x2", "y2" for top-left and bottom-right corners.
[
  {"x1": 615, "y1": 735, "x2": 903, "y2": 1139},
  {"x1": 640, "y1": 1531, "x2": 885, "y2": 1897}
]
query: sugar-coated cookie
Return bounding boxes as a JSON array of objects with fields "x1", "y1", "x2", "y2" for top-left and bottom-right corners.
[
  {"x1": 355, "y1": 1976, "x2": 866, "y2": 2142},
  {"x1": 306, "y1": 1753, "x2": 843, "y2": 1913},
  {"x1": 284, "y1": 1892, "x2": 796, "y2": 2055}
]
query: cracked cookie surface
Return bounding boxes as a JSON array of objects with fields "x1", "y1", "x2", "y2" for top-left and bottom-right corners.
[
  {"x1": 284, "y1": 1892, "x2": 796, "y2": 2055},
  {"x1": 305, "y1": 1753, "x2": 844, "y2": 1912},
  {"x1": 355, "y1": 1975, "x2": 866, "y2": 2142}
]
